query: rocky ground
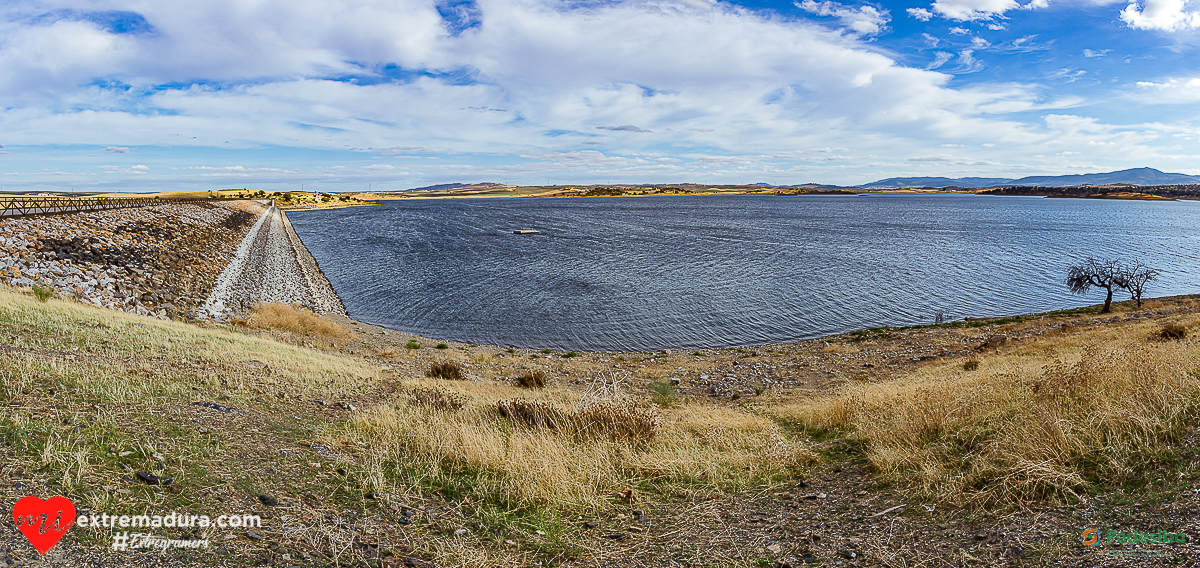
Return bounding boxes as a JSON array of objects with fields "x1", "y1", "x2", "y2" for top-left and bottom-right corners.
[{"x1": 0, "y1": 201, "x2": 265, "y2": 319}]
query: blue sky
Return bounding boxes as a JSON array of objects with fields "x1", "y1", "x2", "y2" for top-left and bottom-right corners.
[{"x1": 2, "y1": 0, "x2": 1200, "y2": 192}]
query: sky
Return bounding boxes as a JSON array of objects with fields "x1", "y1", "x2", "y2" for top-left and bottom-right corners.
[{"x1": 3, "y1": 0, "x2": 1200, "y2": 192}]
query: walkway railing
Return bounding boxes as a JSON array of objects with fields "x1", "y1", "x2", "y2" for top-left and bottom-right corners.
[{"x1": 0, "y1": 196, "x2": 231, "y2": 218}]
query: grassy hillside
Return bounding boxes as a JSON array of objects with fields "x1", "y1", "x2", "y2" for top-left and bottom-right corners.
[
  {"x1": 3, "y1": 285, "x2": 1199, "y2": 566},
  {"x1": 0, "y1": 287, "x2": 812, "y2": 566}
]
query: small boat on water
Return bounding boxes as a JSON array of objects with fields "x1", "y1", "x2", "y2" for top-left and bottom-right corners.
[{"x1": 513, "y1": 229, "x2": 539, "y2": 234}]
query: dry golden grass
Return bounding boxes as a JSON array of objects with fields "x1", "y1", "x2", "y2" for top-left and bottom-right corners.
[
  {"x1": 332, "y1": 378, "x2": 816, "y2": 509},
  {"x1": 776, "y1": 315, "x2": 1200, "y2": 505},
  {"x1": 235, "y1": 301, "x2": 350, "y2": 339}
]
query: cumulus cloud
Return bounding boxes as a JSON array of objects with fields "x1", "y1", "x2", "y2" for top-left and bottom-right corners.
[
  {"x1": 797, "y1": 0, "x2": 891, "y2": 36},
  {"x1": 0, "y1": 0, "x2": 1179, "y2": 188},
  {"x1": 1121, "y1": 0, "x2": 1200, "y2": 31},
  {"x1": 908, "y1": 7, "x2": 934, "y2": 20},
  {"x1": 916, "y1": 0, "x2": 1047, "y2": 21}
]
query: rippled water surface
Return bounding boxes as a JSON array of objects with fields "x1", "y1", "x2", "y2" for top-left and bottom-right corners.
[{"x1": 288, "y1": 194, "x2": 1200, "y2": 351}]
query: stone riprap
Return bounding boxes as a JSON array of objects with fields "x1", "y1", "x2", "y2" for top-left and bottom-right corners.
[
  {"x1": 0, "y1": 201, "x2": 265, "y2": 319},
  {"x1": 200, "y1": 206, "x2": 345, "y2": 320}
]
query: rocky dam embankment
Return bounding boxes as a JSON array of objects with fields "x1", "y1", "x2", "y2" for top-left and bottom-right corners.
[{"x1": 0, "y1": 200, "x2": 343, "y2": 320}]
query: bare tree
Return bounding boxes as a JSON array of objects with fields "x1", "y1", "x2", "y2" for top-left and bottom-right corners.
[
  {"x1": 1119, "y1": 259, "x2": 1159, "y2": 308},
  {"x1": 1066, "y1": 258, "x2": 1124, "y2": 313}
]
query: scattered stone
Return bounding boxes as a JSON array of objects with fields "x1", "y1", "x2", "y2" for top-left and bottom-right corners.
[
  {"x1": 603, "y1": 533, "x2": 628, "y2": 540},
  {"x1": 246, "y1": 531, "x2": 264, "y2": 542},
  {"x1": 134, "y1": 471, "x2": 161, "y2": 485},
  {"x1": 258, "y1": 495, "x2": 279, "y2": 507},
  {"x1": 190, "y1": 400, "x2": 245, "y2": 415}
]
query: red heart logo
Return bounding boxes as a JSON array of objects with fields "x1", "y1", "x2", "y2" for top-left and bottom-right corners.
[{"x1": 12, "y1": 496, "x2": 76, "y2": 555}]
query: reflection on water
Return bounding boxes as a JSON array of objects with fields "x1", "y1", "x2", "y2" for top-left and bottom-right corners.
[{"x1": 288, "y1": 194, "x2": 1200, "y2": 351}]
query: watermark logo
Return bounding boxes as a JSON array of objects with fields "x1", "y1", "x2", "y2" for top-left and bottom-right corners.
[
  {"x1": 1081, "y1": 527, "x2": 1099, "y2": 546},
  {"x1": 1081, "y1": 527, "x2": 1188, "y2": 546},
  {"x1": 112, "y1": 532, "x2": 210, "y2": 551},
  {"x1": 12, "y1": 496, "x2": 76, "y2": 555}
]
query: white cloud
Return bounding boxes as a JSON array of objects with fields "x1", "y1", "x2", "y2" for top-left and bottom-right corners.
[
  {"x1": 1083, "y1": 48, "x2": 1112, "y2": 57},
  {"x1": 957, "y1": 49, "x2": 984, "y2": 73},
  {"x1": 1049, "y1": 67, "x2": 1087, "y2": 82},
  {"x1": 908, "y1": 7, "x2": 935, "y2": 20},
  {"x1": 184, "y1": 166, "x2": 288, "y2": 173},
  {"x1": 918, "y1": 0, "x2": 1047, "y2": 21},
  {"x1": 950, "y1": 26, "x2": 971, "y2": 34},
  {"x1": 1121, "y1": 0, "x2": 1200, "y2": 31},
  {"x1": 103, "y1": 146, "x2": 130, "y2": 153},
  {"x1": 797, "y1": 0, "x2": 891, "y2": 36},
  {"x1": 1133, "y1": 76, "x2": 1200, "y2": 103},
  {"x1": 0, "y1": 0, "x2": 1187, "y2": 188},
  {"x1": 931, "y1": 0, "x2": 1019, "y2": 21},
  {"x1": 98, "y1": 164, "x2": 148, "y2": 174},
  {"x1": 927, "y1": 51, "x2": 955, "y2": 69}
]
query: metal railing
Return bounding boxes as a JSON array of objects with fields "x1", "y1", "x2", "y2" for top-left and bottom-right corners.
[{"x1": 0, "y1": 196, "x2": 232, "y2": 218}]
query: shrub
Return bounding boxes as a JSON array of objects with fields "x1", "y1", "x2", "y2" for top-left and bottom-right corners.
[
  {"x1": 1159, "y1": 323, "x2": 1188, "y2": 340},
  {"x1": 405, "y1": 340, "x2": 421, "y2": 350},
  {"x1": 514, "y1": 370, "x2": 547, "y2": 389},
  {"x1": 427, "y1": 361, "x2": 464, "y2": 381},
  {"x1": 754, "y1": 384, "x2": 766, "y2": 396},
  {"x1": 506, "y1": 348, "x2": 515, "y2": 354},
  {"x1": 648, "y1": 380, "x2": 676, "y2": 407},
  {"x1": 560, "y1": 351, "x2": 578, "y2": 358},
  {"x1": 31, "y1": 286, "x2": 54, "y2": 303},
  {"x1": 540, "y1": 348, "x2": 552, "y2": 354},
  {"x1": 963, "y1": 359, "x2": 980, "y2": 371},
  {"x1": 234, "y1": 302, "x2": 350, "y2": 339},
  {"x1": 436, "y1": 343, "x2": 449, "y2": 350}
]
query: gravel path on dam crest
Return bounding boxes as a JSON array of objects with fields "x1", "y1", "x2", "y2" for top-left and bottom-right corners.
[{"x1": 200, "y1": 206, "x2": 343, "y2": 320}]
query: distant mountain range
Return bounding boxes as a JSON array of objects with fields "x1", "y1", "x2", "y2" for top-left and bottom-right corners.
[{"x1": 860, "y1": 168, "x2": 1200, "y2": 189}]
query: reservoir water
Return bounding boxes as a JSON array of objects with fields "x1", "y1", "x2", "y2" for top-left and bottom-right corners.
[{"x1": 288, "y1": 194, "x2": 1200, "y2": 351}]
